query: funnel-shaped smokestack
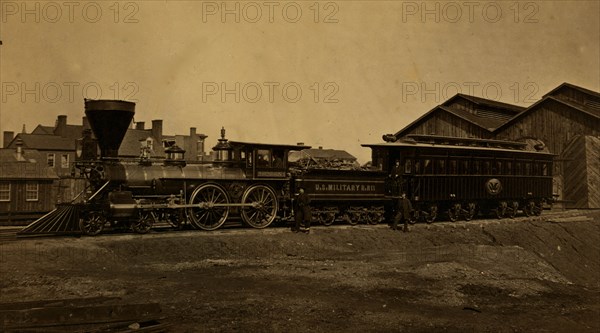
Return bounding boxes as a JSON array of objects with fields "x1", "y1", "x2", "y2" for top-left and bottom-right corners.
[{"x1": 84, "y1": 99, "x2": 135, "y2": 158}]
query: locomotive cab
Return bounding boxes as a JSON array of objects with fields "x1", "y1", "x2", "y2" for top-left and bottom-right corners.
[{"x1": 229, "y1": 141, "x2": 310, "y2": 179}]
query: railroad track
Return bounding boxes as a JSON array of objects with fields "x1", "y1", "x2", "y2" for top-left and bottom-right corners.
[
  {"x1": 2, "y1": 210, "x2": 594, "y2": 241},
  {"x1": 0, "y1": 227, "x2": 21, "y2": 242}
]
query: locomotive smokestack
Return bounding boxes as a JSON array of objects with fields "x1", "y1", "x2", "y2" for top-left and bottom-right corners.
[{"x1": 84, "y1": 99, "x2": 135, "y2": 158}]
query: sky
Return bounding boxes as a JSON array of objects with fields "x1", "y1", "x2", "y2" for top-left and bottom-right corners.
[{"x1": 1, "y1": 0, "x2": 599, "y2": 162}]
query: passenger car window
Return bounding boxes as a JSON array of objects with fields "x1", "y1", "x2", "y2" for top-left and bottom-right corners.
[{"x1": 404, "y1": 159, "x2": 412, "y2": 174}]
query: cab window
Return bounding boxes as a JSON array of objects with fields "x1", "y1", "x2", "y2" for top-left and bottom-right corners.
[
  {"x1": 272, "y1": 149, "x2": 285, "y2": 168},
  {"x1": 257, "y1": 149, "x2": 271, "y2": 167}
]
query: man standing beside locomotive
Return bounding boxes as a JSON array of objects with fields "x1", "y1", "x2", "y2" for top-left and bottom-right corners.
[
  {"x1": 390, "y1": 160, "x2": 402, "y2": 195},
  {"x1": 293, "y1": 187, "x2": 312, "y2": 233},
  {"x1": 392, "y1": 192, "x2": 412, "y2": 232}
]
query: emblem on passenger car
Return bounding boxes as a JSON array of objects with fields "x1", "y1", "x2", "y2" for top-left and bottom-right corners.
[{"x1": 486, "y1": 178, "x2": 502, "y2": 195}]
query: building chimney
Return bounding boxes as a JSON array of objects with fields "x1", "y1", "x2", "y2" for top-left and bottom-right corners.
[
  {"x1": 319, "y1": 146, "x2": 323, "y2": 149},
  {"x1": 297, "y1": 142, "x2": 304, "y2": 146},
  {"x1": 15, "y1": 138, "x2": 24, "y2": 161},
  {"x1": 197, "y1": 135, "x2": 206, "y2": 161},
  {"x1": 3, "y1": 131, "x2": 14, "y2": 148},
  {"x1": 136, "y1": 121, "x2": 145, "y2": 130},
  {"x1": 55, "y1": 115, "x2": 67, "y2": 137},
  {"x1": 151, "y1": 120, "x2": 163, "y2": 143},
  {"x1": 190, "y1": 127, "x2": 196, "y2": 137},
  {"x1": 82, "y1": 116, "x2": 90, "y2": 131}
]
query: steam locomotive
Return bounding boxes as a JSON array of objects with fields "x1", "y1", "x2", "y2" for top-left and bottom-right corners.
[{"x1": 23, "y1": 99, "x2": 554, "y2": 236}]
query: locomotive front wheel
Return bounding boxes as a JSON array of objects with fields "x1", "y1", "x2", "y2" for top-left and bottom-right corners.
[
  {"x1": 79, "y1": 212, "x2": 106, "y2": 236},
  {"x1": 425, "y1": 205, "x2": 438, "y2": 224},
  {"x1": 132, "y1": 211, "x2": 154, "y2": 234},
  {"x1": 187, "y1": 184, "x2": 230, "y2": 231},
  {"x1": 241, "y1": 185, "x2": 279, "y2": 229}
]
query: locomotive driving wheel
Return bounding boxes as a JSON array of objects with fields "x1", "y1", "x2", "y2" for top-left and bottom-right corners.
[
  {"x1": 187, "y1": 184, "x2": 230, "y2": 231},
  {"x1": 241, "y1": 185, "x2": 279, "y2": 229},
  {"x1": 79, "y1": 212, "x2": 106, "y2": 236}
]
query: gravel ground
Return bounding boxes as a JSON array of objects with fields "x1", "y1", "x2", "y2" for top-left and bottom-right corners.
[{"x1": 1, "y1": 210, "x2": 599, "y2": 332}]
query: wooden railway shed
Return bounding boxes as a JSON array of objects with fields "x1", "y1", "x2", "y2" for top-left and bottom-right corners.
[{"x1": 392, "y1": 83, "x2": 600, "y2": 208}]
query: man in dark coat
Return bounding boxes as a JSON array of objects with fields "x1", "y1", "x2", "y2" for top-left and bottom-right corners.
[
  {"x1": 392, "y1": 192, "x2": 412, "y2": 232},
  {"x1": 389, "y1": 160, "x2": 402, "y2": 195},
  {"x1": 293, "y1": 187, "x2": 312, "y2": 233}
]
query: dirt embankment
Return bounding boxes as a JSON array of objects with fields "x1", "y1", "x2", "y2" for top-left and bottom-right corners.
[{"x1": 1, "y1": 210, "x2": 599, "y2": 332}]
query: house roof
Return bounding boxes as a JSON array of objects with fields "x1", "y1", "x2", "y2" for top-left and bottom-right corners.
[
  {"x1": 8, "y1": 133, "x2": 76, "y2": 151},
  {"x1": 443, "y1": 94, "x2": 526, "y2": 114},
  {"x1": 0, "y1": 149, "x2": 59, "y2": 179},
  {"x1": 31, "y1": 125, "x2": 54, "y2": 135},
  {"x1": 32, "y1": 124, "x2": 84, "y2": 140},
  {"x1": 118, "y1": 129, "x2": 163, "y2": 157},
  {"x1": 58, "y1": 124, "x2": 85, "y2": 140}
]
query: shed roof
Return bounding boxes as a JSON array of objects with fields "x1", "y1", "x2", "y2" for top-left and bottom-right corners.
[
  {"x1": 494, "y1": 95, "x2": 600, "y2": 132},
  {"x1": 543, "y1": 82, "x2": 600, "y2": 99},
  {"x1": 443, "y1": 94, "x2": 526, "y2": 114},
  {"x1": 394, "y1": 104, "x2": 512, "y2": 139}
]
